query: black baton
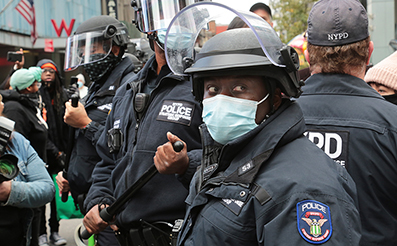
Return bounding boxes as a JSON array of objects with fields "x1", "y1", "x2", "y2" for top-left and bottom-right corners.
[
  {"x1": 80, "y1": 141, "x2": 184, "y2": 239},
  {"x1": 62, "y1": 92, "x2": 79, "y2": 202}
]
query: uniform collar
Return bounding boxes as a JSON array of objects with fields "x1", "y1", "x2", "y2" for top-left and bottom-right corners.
[{"x1": 303, "y1": 73, "x2": 383, "y2": 99}]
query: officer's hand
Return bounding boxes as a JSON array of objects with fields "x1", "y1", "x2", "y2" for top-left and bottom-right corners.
[
  {"x1": 66, "y1": 84, "x2": 78, "y2": 98},
  {"x1": 56, "y1": 171, "x2": 70, "y2": 193},
  {"x1": 64, "y1": 101, "x2": 91, "y2": 129},
  {"x1": 83, "y1": 204, "x2": 109, "y2": 234},
  {"x1": 154, "y1": 132, "x2": 189, "y2": 175},
  {"x1": 0, "y1": 181, "x2": 12, "y2": 202}
]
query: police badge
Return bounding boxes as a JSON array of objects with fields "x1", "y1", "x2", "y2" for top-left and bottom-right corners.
[{"x1": 297, "y1": 200, "x2": 332, "y2": 244}]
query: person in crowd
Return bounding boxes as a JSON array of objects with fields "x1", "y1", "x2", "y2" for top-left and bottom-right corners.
[
  {"x1": 0, "y1": 67, "x2": 49, "y2": 246},
  {"x1": 365, "y1": 51, "x2": 397, "y2": 104},
  {"x1": 76, "y1": 73, "x2": 88, "y2": 98},
  {"x1": 154, "y1": 3, "x2": 361, "y2": 245},
  {"x1": 227, "y1": 17, "x2": 248, "y2": 30},
  {"x1": 36, "y1": 59, "x2": 69, "y2": 246},
  {"x1": 250, "y1": 2, "x2": 273, "y2": 27},
  {"x1": 79, "y1": 1, "x2": 203, "y2": 245},
  {"x1": 0, "y1": 114, "x2": 55, "y2": 246},
  {"x1": 1, "y1": 48, "x2": 25, "y2": 90},
  {"x1": 56, "y1": 15, "x2": 135, "y2": 246},
  {"x1": 296, "y1": 0, "x2": 397, "y2": 244}
]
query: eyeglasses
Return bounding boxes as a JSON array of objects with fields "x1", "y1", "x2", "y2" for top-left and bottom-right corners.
[
  {"x1": 35, "y1": 81, "x2": 42, "y2": 89},
  {"x1": 42, "y1": 68, "x2": 55, "y2": 74}
]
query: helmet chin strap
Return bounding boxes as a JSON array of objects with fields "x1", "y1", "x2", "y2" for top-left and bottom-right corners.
[
  {"x1": 147, "y1": 32, "x2": 164, "y2": 51},
  {"x1": 147, "y1": 33, "x2": 156, "y2": 51},
  {"x1": 155, "y1": 40, "x2": 165, "y2": 51}
]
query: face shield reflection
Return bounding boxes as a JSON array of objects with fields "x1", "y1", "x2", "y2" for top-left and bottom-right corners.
[
  {"x1": 135, "y1": 0, "x2": 208, "y2": 33},
  {"x1": 164, "y1": 2, "x2": 286, "y2": 76},
  {"x1": 64, "y1": 32, "x2": 113, "y2": 70}
]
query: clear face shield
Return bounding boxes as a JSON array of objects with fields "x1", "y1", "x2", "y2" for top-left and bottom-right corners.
[
  {"x1": 64, "y1": 32, "x2": 113, "y2": 71},
  {"x1": 164, "y1": 2, "x2": 286, "y2": 76},
  {"x1": 132, "y1": 0, "x2": 210, "y2": 33}
]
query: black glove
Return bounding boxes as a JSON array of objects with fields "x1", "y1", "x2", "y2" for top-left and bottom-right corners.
[
  {"x1": 56, "y1": 151, "x2": 66, "y2": 170},
  {"x1": 67, "y1": 84, "x2": 79, "y2": 98}
]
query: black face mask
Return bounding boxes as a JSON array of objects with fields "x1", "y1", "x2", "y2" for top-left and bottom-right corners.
[
  {"x1": 383, "y1": 94, "x2": 397, "y2": 105},
  {"x1": 23, "y1": 91, "x2": 44, "y2": 110},
  {"x1": 83, "y1": 53, "x2": 121, "y2": 83}
]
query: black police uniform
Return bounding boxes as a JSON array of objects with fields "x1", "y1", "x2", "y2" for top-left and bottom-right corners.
[
  {"x1": 297, "y1": 73, "x2": 397, "y2": 245},
  {"x1": 178, "y1": 100, "x2": 361, "y2": 246},
  {"x1": 85, "y1": 55, "x2": 202, "y2": 242},
  {"x1": 67, "y1": 57, "x2": 135, "y2": 206}
]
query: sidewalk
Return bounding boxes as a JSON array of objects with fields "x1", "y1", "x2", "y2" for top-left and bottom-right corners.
[{"x1": 44, "y1": 203, "x2": 83, "y2": 246}]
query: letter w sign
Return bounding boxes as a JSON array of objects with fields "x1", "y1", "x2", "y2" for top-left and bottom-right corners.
[{"x1": 51, "y1": 19, "x2": 75, "y2": 37}]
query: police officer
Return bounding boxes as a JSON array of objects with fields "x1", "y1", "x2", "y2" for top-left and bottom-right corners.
[
  {"x1": 82, "y1": 1, "x2": 203, "y2": 245},
  {"x1": 56, "y1": 15, "x2": 135, "y2": 245},
  {"x1": 155, "y1": 3, "x2": 361, "y2": 245},
  {"x1": 297, "y1": 0, "x2": 397, "y2": 244}
]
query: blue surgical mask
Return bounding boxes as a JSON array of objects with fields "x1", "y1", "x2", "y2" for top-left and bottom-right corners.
[
  {"x1": 157, "y1": 29, "x2": 192, "y2": 50},
  {"x1": 77, "y1": 81, "x2": 83, "y2": 88},
  {"x1": 202, "y1": 94, "x2": 269, "y2": 145}
]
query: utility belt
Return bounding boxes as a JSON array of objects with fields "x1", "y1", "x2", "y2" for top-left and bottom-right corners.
[{"x1": 115, "y1": 219, "x2": 184, "y2": 246}]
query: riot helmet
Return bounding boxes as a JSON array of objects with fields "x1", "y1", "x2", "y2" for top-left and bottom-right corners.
[
  {"x1": 64, "y1": 15, "x2": 130, "y2": 71},
  {"x1": 130, "y1": 0, "x2": 211, "y2": 50},
  {"x1": 164, "y1": 2, "x2": 303, "y2": 101}
]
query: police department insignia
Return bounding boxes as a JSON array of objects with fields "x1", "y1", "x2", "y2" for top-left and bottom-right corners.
[
  {"x1": 157, "y1": 100, "x2": 195, "y2": 126},
  {"x1": 297, "y1": 200, "x2": 332, "y2": 244},
  {"x1": 221, "y1": 198, "x2": 245, "y2": 215}
]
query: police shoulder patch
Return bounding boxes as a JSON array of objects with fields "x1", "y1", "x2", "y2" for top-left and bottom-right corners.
[
  {"x1": 297, "y1": 200, "x2": 332, "y2": 244},
  {"x1": 157, "y1": 100, "x2": 195, "y2": 126}
]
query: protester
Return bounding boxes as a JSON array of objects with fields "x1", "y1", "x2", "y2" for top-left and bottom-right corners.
[
  {"x1": 80, "y1": 1, "x2": 203, "y2": 245},
  {"x1": 250, "y1": 2, "x2": 273, "y2": 27},
  {"x1": 364, "y1": 51, "x2": 397, "y2": 104},
  {"x1": 0, "y1": 115, "x2": 54, "y2": 246},
  {"x1": 76, "y1": 74, "x2": 88, "y2": 98},
  {"x1": 296, "y1": 0, "x2": 397, "y2": 244},
  {"x1": 36, "y1": 59, "x2": 69, "y2": 246},
  {"x1": 56, "y1": 15, "x2": 135, "y2": 245},
  {"x1": 1, "y1": 67, "x2": 49, "y2": 246},
  {"x1": 153, "y1": 3, "x2": 361, "y2": 245}
]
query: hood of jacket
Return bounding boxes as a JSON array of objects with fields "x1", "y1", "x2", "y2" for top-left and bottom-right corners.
[{"x1": 0, "y1": 90, "x2": 38, "y2": 112}]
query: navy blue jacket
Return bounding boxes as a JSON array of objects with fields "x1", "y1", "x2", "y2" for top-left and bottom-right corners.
[
  {"x1": 297, "y1": 73, "x2": 397, "y2": 246},
  {"x1": 178, "y1": 100, "x2": 361, "y2": 245},
  {"x1": 85, "y1": 55, "x2": 202, "y2": 230},
  {"x1": 67, "y1": 57, "x2": 135, "y2": 202}
]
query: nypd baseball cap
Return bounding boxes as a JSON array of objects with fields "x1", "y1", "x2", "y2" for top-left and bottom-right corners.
[{"x1": 307, "y1": 0, "x2": 369, "y2": 46}]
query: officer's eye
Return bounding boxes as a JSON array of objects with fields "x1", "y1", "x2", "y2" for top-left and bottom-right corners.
[
  {"x1": 207, "y1": 85, "x2": 219, "y2": 95},
  {"x1": 233, "y1": 85, "x2": 246, "y2": 92}
]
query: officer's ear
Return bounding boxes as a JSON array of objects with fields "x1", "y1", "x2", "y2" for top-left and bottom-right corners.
[
  {"x1": 304, "y1": 49, "x2": 310, "y2": 65},
  {"x1": 273, "y1": 88, "x2": 282, "y2": 111},
  {"x1": 111, "y1": 45, "x2": 121, "y2": 57}
]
